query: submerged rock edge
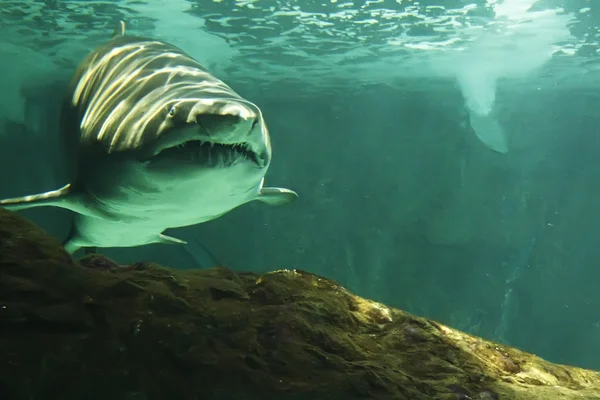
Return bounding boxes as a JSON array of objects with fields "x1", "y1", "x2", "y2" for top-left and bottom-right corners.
[{"x1": 0, "y1": 208, "x2": 599, "y2": 400}]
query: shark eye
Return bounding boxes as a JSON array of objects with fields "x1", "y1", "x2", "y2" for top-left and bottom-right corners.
[
  {"x1": 168, "y1": 106, "x2": 176, "y2": 117},
  {"x1": 252, "y1": 119, "x2": 258, "y2": 129}
]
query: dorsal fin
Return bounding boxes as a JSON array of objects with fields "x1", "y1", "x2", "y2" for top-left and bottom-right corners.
[{"x1": 112, "y1": 20, "x2": 126, "y2": 38}]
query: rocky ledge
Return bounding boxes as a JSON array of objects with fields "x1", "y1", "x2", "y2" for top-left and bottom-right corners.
[{"x1": 0, "y1": 208, "x2": 599, "y2": 400}]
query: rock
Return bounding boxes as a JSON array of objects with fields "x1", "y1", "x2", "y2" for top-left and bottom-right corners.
[{"x1": 0, "y1": 208, "x2": 599, "y2": 400}]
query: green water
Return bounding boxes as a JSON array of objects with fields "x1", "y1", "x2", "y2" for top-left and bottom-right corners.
[{"x1": 0, "y1": 0, "x2": 599, "y2": 371}]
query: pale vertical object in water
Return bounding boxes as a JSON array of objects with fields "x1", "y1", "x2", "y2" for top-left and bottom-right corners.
[
  {"x1": 449, "y1": 0, "x2": 572, "y2": 153},
  {"x1": 456, "y1": 69, "x2": 507, "y2": 153}
]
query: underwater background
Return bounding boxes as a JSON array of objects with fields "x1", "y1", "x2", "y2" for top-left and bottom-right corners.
[{"x1": 0, "y1": 0, "x2": 599, "y2": 372}]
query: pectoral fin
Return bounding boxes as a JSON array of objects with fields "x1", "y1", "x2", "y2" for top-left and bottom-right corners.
[
  {"x1": 0, "y1": 183, "x2": 75, "y2": 211},
  {"x1": 255, "y1": 187, "x2": 298, "y2": 206},
  {"x1": 158, "y1": 234, "x2": 187, "y2": 245}
]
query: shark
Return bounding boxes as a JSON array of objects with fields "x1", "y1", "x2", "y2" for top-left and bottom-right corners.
[{"x1": 0, "y1": 21, "x2": 297, "y2": 254}]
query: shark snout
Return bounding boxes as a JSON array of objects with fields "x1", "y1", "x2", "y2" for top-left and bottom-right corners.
[
  {"x1": 195, "y1": 112, "x2": 256, "y2": 142},
  {"x1": 193, "y1": 100, "x2": 272, "y2": 166}
]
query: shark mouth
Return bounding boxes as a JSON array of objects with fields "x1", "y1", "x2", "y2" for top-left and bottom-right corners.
[{"x1": 157, "y1": 139, "x2": 263, "y2": 167}]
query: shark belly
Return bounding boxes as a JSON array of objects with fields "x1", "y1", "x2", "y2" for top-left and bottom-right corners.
[
  {"x1": 67, "y1": 157, "x2": 265, "y2": 249},
  {"x1": 69, "y1": 215, "x2": 166, "y2": 248}
]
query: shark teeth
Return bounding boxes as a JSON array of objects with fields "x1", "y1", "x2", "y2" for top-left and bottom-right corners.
[{"x1": 166, "y1": 139, "x2": 258, "y2": 166}]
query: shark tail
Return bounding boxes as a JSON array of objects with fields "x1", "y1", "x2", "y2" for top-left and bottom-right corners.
[{"x1": 0, "y1": 183, "x2": 73, "y2": 211}]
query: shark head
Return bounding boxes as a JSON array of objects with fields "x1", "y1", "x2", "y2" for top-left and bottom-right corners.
[
  {"x1": 81, "y1": 93, "x2": 278, "y2": 216},
  {"x1": 140, "y1": 97, "x2": 272, "y2": 173}
]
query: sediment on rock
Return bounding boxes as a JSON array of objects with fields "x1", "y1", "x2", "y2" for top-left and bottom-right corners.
[{"x1": 0, "y1": 208, "x2": 599, "y2": 400}]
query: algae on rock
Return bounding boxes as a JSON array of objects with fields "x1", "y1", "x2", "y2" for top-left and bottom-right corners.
[{"x1": 0, "y1": 208, "x2": 599, "y2": 400}]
